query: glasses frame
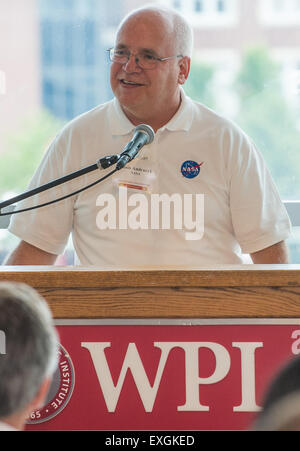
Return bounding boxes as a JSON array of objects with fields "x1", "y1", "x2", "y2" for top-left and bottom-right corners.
[{"x1": 107, "y1": 48, "x2": 184, "y2": 69}]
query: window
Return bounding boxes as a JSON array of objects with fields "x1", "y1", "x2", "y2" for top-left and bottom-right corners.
[
  {"x1": 84, "y1": 20, "x2": 95, "y2": 66},
  {"x1": 165, "y1": 0, "x2": 238, "y2": 27},
  {"x1": 272, "y1": 0, "x2": 285, "y2": 10},
  {"x1": 65, "y1": 87, "x2": 74, "y2": 119},
  {"x1": 41, "y1": 20, "x2": 53, "y2": 65},
  {"x1": 173, "y1": 0, "x2": 181, "y2": 10},
  {"x1": 194, "y1": 0, "x2": 203, "y2": 12},
  {"x1": 259, "y1": 0, "x2": 300, "y2": 25},
  {"x1": 38, "y1": 0, "x2": 114, "y2": 121},
  {"x1": 64, "y1": 22, "x2": 74, "y2": 67},
  {"x1": 43, "y1": 80, "x2": 55, "y2": 112},
  {"x1": 217, "y1": 0, "x2": 226, "y2": 12}
]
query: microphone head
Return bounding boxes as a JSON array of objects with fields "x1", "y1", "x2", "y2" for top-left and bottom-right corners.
[{"x1": 135, "y1": 124, "x2": 155, "y2": 145}]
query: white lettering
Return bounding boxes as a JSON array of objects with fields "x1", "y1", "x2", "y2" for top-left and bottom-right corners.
[
  {"x1": 176, "y1": 342, "x2": 231, "y2": 412},
  {"x1": 149, "y1": 435, "x2": 195, "y2": 446},
  {"x1": 119, "y1": 186, "x2": 128, "y2": 229},
  {"x1": 81, "y1": 342, "x2": 172, "y2": 412},
  {"x1": 291, "y1": 330, "x2": 300, "y2": 355},
  {"x1": 105, "y1": 435, "x2": 140, "y2": 448},
  {"x1": 96, "y1": 194, "x2": 116, "y2": 230},
  {"x1": 128, "y1": 193, "x2": 148, "y2": 230},
  {"x1": 95, "y1": 188, "x2": 205, "y2": 240},
  {"x1": 184, "y1": 194, "x2": 204, "y2": 241},
  {"x1": 232, "y1": 342, "x2": 263, "y2": 412},
  {"x1": 82, "y1": 340, "x2": 262, "y2": 413},
  {"x1": 150, "y1": 193, "x2": 182, "y2": 230}
]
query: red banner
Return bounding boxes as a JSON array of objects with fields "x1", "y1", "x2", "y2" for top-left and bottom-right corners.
[{"x1": 25, "y1": 320, "x2": 300, "y2": 431}]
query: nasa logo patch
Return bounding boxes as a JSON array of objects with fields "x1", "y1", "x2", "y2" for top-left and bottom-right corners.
[{"x1": 181, "y1": 161, "x2": 203, "y2": 179}]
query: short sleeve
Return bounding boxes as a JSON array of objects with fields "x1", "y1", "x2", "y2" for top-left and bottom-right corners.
[
  {"x1": 229, "y1": 133, "x2": 291, "y2": 254},
  {"x1": 8, "y1": 134, "x2": 76, "y2": 255}
]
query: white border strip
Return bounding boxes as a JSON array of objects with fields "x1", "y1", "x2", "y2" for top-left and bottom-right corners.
[
  {"x1": 54, "y1": 318, "x2": 300, "y2": 326},
  {"x1": 1, "y1": 201, "x2": 300, "y2": 228},
  {"x1": 0, "y1": 70, "x2": 6, "y2": 95},
  {"x1": 284, "y1": 200, "x2": 300, "y2": 227}
]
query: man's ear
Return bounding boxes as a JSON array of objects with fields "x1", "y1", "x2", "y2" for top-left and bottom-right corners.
[{"x1": 178, "y1": 57, "x2": 191, "y2": 85}]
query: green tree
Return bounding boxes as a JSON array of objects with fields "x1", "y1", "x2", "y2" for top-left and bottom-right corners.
[
  {"x1": 184, "y1": 60, "x2": 216, "y2": 109},
  {"x1": 0, "y1": 110, "x2": 63, "y2": 198},
  {"x1": 234, "y1": 47, "x2": 300, "y2": 200}
]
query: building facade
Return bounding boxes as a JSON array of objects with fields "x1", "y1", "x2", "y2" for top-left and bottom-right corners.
[
  {"x1": 39, "y1": 0, "x2": 124, "y2": 121},
  {"x1": 0, "y1": 0, "x2": 40, "y2": 153},
  {"x1": 159, "y1": 0, "x2": 300, "y2": 109}
]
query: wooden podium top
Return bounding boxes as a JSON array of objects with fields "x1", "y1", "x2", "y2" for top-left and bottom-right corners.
[{"x1": 0, "y1": 265, "x2": 299, "y2": 319}]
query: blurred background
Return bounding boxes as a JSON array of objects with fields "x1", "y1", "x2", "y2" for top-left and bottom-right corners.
[{"x1": 0, "y1": 0, "x2": 299, "y2": 264}]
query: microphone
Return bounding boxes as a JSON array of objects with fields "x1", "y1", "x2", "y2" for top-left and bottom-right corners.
[{"x1": 116, "y1": 124, "x2": 155, "y2": 170}]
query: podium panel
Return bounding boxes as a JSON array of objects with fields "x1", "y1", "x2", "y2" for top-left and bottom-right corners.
[{"x1": 0, "y1": 265, "x2": 300, "y2": 431}]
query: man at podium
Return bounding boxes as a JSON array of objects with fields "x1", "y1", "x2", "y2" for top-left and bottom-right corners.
[{"x1": 5, "y1": 5, "x2": 291, "y2": 266}]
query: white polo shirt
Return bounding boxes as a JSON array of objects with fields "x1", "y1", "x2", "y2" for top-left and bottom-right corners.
[{"x1": 8, "y1": 91, "x2": 291, "y2": 266}]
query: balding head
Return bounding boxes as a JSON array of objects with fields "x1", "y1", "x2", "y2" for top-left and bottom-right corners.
[
  {"x1": 110, "y1": 4, "x2": 192, "y2": 131},
  {"x1": 117, "y1": 5, "x2": 194, "y2": 58}
]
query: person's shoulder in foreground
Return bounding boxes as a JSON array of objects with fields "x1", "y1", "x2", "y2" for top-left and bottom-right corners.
[{"x1": 0, "y1": 282, "x2": 58, "y2": 431}]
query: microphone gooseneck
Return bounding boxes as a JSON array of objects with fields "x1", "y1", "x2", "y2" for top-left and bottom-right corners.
[{"x1": 0, "y1": 124, "x2": 155, "y2": 216}]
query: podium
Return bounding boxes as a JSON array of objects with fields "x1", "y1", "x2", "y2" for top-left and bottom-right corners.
[{"x1": 1, "y1": 265, "x2": 300, "y2": 431}]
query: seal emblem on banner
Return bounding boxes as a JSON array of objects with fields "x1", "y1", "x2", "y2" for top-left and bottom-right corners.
[{"x1": 27, "y1": 345, "x2": 75, "y2": 424}]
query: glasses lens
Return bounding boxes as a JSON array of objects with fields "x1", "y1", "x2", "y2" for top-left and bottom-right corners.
[
  {"x1": 138, "y1": 53, "x2": 157, "y2": 69},
  {"x1": 109, "y1": 49, "x2": 157, "y2": 69},
  {"x1": 110, "y1": 49, "x2": 128, "y2": 64}
]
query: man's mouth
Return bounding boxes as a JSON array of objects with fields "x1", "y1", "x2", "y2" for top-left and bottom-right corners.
[{"x1": 120, "y1": 79, "x2": 144, "y2": 87}]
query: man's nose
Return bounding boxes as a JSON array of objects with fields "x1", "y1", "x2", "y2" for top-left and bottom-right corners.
[{"x1": 123, "y1": 54, "x2": 142, "y2": 73}]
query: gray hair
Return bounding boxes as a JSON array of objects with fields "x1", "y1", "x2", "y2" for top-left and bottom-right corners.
[
  {"x1": 0, "y1": 282, "x2": 59, "y2": 419},
  {"x1": 117, "y1": 4, "x2": 194, "y2": 57}
]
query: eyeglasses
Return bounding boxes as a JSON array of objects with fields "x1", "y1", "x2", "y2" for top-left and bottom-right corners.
[{"x1": 107, "y1": 48, "x2": 183, "y2": 70}]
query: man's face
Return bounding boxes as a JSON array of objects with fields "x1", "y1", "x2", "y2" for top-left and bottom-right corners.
[{"x1": 110, "y1": 13, "x2": 185, "y2": 126}]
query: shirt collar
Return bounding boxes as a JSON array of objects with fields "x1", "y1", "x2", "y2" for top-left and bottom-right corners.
[
  {"x1": 160, "y1": 89, "x2": 194, "y2": 133},
  {"x1": 108, "y1": 98, "x2": 135, "y2": 136},
  {"x1": 108, "y1": 87, "x2": 194, "y2": 136}
]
